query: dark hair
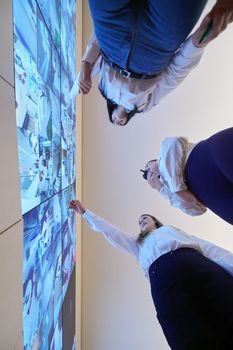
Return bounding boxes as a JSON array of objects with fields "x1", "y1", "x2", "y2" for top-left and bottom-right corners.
[
  {"x1": 140, "y1": 160, "x2": 157, "y2": 180},
  {"x1": 137, "y1": 214, "x2": 163, "y2": 244},
  {"x1": 98, "y1": 85, "x2": 138, "y2": 125},
  {"x1": 106, "y1": 99, "x2": 138, "y2": 125}
]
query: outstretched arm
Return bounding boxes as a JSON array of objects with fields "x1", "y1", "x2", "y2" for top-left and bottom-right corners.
[
  {"x1": 69, "y1": 200, "x2": 139, "y2": 259},
  {"x1": 150, "y1": 37, "x2": 205, "y2": 106}
]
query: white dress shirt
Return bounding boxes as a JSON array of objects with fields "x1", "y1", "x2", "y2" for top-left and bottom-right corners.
[
  {"x1": 158, "y1": 137, "x2": 207, "y2": 216},
  {"x1": 83, "y1": 209, "x2": 233, "y2": 279},
  {"x1": 70, "y1": 33, "x2": 205, "y2": 112}
]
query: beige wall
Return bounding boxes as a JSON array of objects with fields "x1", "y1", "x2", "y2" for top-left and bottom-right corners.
[
  {"x1": 0, "y1": 1, "x2": 23, "y2": 349},
  {"x1": 81, "y1": 1, "x2": 233, "y2": 350},
  {"x1": 76, "y1": 0, "x2": 83, "y2": 348}
]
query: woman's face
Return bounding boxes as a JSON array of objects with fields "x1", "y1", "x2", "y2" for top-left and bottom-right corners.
[
  {"x1": 138, "y1": 215, "x2": 156, "y2": 234},
  {"x1": 112, "y1": 105, "x2": 128, "y2": 126}
]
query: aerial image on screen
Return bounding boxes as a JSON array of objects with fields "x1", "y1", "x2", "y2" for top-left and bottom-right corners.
[{"x1": 13, "y1": 0, "x2": 77, "y2": 348}]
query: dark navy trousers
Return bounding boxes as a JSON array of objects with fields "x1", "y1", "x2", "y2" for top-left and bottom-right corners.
[
  {"x1": 149, "y1": 248, "x2": 233, "y2": 350},
  {"x1": 88, "y1": 0, "x2": 208, "y2": 74},
  {"x1": 185, "y1": 127, "x2": 233, "y2": 225}
]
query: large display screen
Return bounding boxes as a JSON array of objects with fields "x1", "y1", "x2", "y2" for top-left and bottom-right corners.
[{"x1": 13, "y1": 0, "x2": 77, "y2": 348}]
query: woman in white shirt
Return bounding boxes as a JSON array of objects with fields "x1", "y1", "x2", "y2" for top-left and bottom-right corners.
[
  {"x1": 142, "y1": 127, "x2": 233, "y2": 224},
  {"x1": 70, "y1": 199, "x2": 233, "y2": 350},
  {"x1": 70, "y1": 2, "x2": 233, "y2": 126}
]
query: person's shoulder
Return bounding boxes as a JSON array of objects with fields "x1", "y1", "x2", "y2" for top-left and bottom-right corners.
[
  {"x1": 161, "y1": 137, "x2": 179, "y2": 155},
  {"x1": 169, "y1": 226, "x2": 190, "y2": 238},
  {"x1": 155, "y1": 225, "x2": 172, "y2": 233},
  {"x1": 162, "y1": 136, "x2": 189, "y2": 152},
  {"x1": 160, "y1": 225, "x2": 185, "y2": 234}
]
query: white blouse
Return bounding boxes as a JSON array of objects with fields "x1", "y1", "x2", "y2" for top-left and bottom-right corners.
[
  {"x1": 158, "y1": 137, "x2": 207, "y2": 216},
  {"x1": 70, "y1": 32, "x2": 205, "y2": 112},
  {"x1": 83, "y1": 209, "x2": 233, "y2": 279}
]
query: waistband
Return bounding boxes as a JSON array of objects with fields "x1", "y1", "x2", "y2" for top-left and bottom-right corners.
[
  {"x1": 101, "y1": 50, "x2": 159, "y2": 80},
  {"x1": 149, "y1": 248, "x2": 199, "y2": 276}
]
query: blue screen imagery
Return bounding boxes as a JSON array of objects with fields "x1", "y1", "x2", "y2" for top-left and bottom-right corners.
[
  {"x1": 14, "y1": 0, "x2": 76, "y2": 216},
  {"x1": 13, "y1": 0, "x2": 77, "y2": 349},
  {"x1": 23, "y1": 184, "x2": 76, "y2": 349}
]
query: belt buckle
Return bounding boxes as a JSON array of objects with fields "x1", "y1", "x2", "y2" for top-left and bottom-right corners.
[{"x1": 119, "y1": 68, "x2": 131, "y2": 78}]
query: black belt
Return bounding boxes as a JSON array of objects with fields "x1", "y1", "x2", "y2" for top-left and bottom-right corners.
[{"x1": 101, "y1": 52, "x2": 158, "y2": 80}]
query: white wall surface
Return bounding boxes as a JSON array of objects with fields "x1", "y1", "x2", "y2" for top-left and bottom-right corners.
[
  {"x1": 0, "y1": 78, "x2": 22, "y2": 234},
  {"x1": 0, "y1": 0, "x2": 14, "y2": 86},
  {"x1": 0, "y1": 221, "x2": 23, "y2": 350},
  {"x1": 81, "y1": 1, "x2": 233, "y2": 349}
]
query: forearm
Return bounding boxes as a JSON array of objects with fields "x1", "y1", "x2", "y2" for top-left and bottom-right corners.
[
  {"x1": 82, "y1": 210, "x2": 139, "y2": 259},
  {"x1": 168, "y1": 36, "x2": 205, "y2": 80},
  {"x1": 169, "y1": 191, "x2": 207, "y2": 216}
]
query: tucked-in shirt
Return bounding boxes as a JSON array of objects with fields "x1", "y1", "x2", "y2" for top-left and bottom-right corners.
[
  {"x1": 69, "y1": 32, "x2": 205, "y2": 112},
  {"x1": 158, "y1": 137, "x2": 207, "y2": 216},
  {"x1": 83, "y1": 209, "x2": 233, "y2": 279}
]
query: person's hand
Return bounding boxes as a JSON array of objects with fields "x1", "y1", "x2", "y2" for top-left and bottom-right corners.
[
  {"x1": 78, "y1": 61, "x2": 92, "y2": 95},
  {"x1": 175, "y1": 190, "x2": 204, "y2": 207},
  {"x1": 192, "y1": 2, "x2": 233, "y2": 48},
  {"x1": 69, "y1": 200, "x2": 86, "y2": 215},
  {"x1": 147, "y1": 172, "x2": 163, "y2": 191}
]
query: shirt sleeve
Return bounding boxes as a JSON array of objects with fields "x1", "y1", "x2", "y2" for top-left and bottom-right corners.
[
  {"x1": 190, "y1": 234, "x2": 233, "y2": 277},
  {"x1": 68, "y1": 32, "x2": 101, "y2": 100},
  {"x1": 159, "y1": 186, "x2": 207, "y2": 216},
  {"x1": 82, "y1": 32, "x2": 101, "y2": 67},
  {"x1": 159, "y1": 137, "x2": 188, "y2": 193},
  {"x1": 149, "y1": 36, "x2": 205, "y2": 106},
  {"x1": 82, "y1": 209, "x2": 139, "y2": 260},
  {"x1": 170, "y1": 191, "x2": 207, "y2": 216}
]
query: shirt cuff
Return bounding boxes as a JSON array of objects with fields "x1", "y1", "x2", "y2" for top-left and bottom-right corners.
[
  {"x1": 182, "y1": 36, "x2": 205, "y2": 59},
  {"x1": 82, "y1": 209, "x2": 91, "y2": 220},
  {"x1": 82, "y1": 45, "x2": 100, "y2": 65}
]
